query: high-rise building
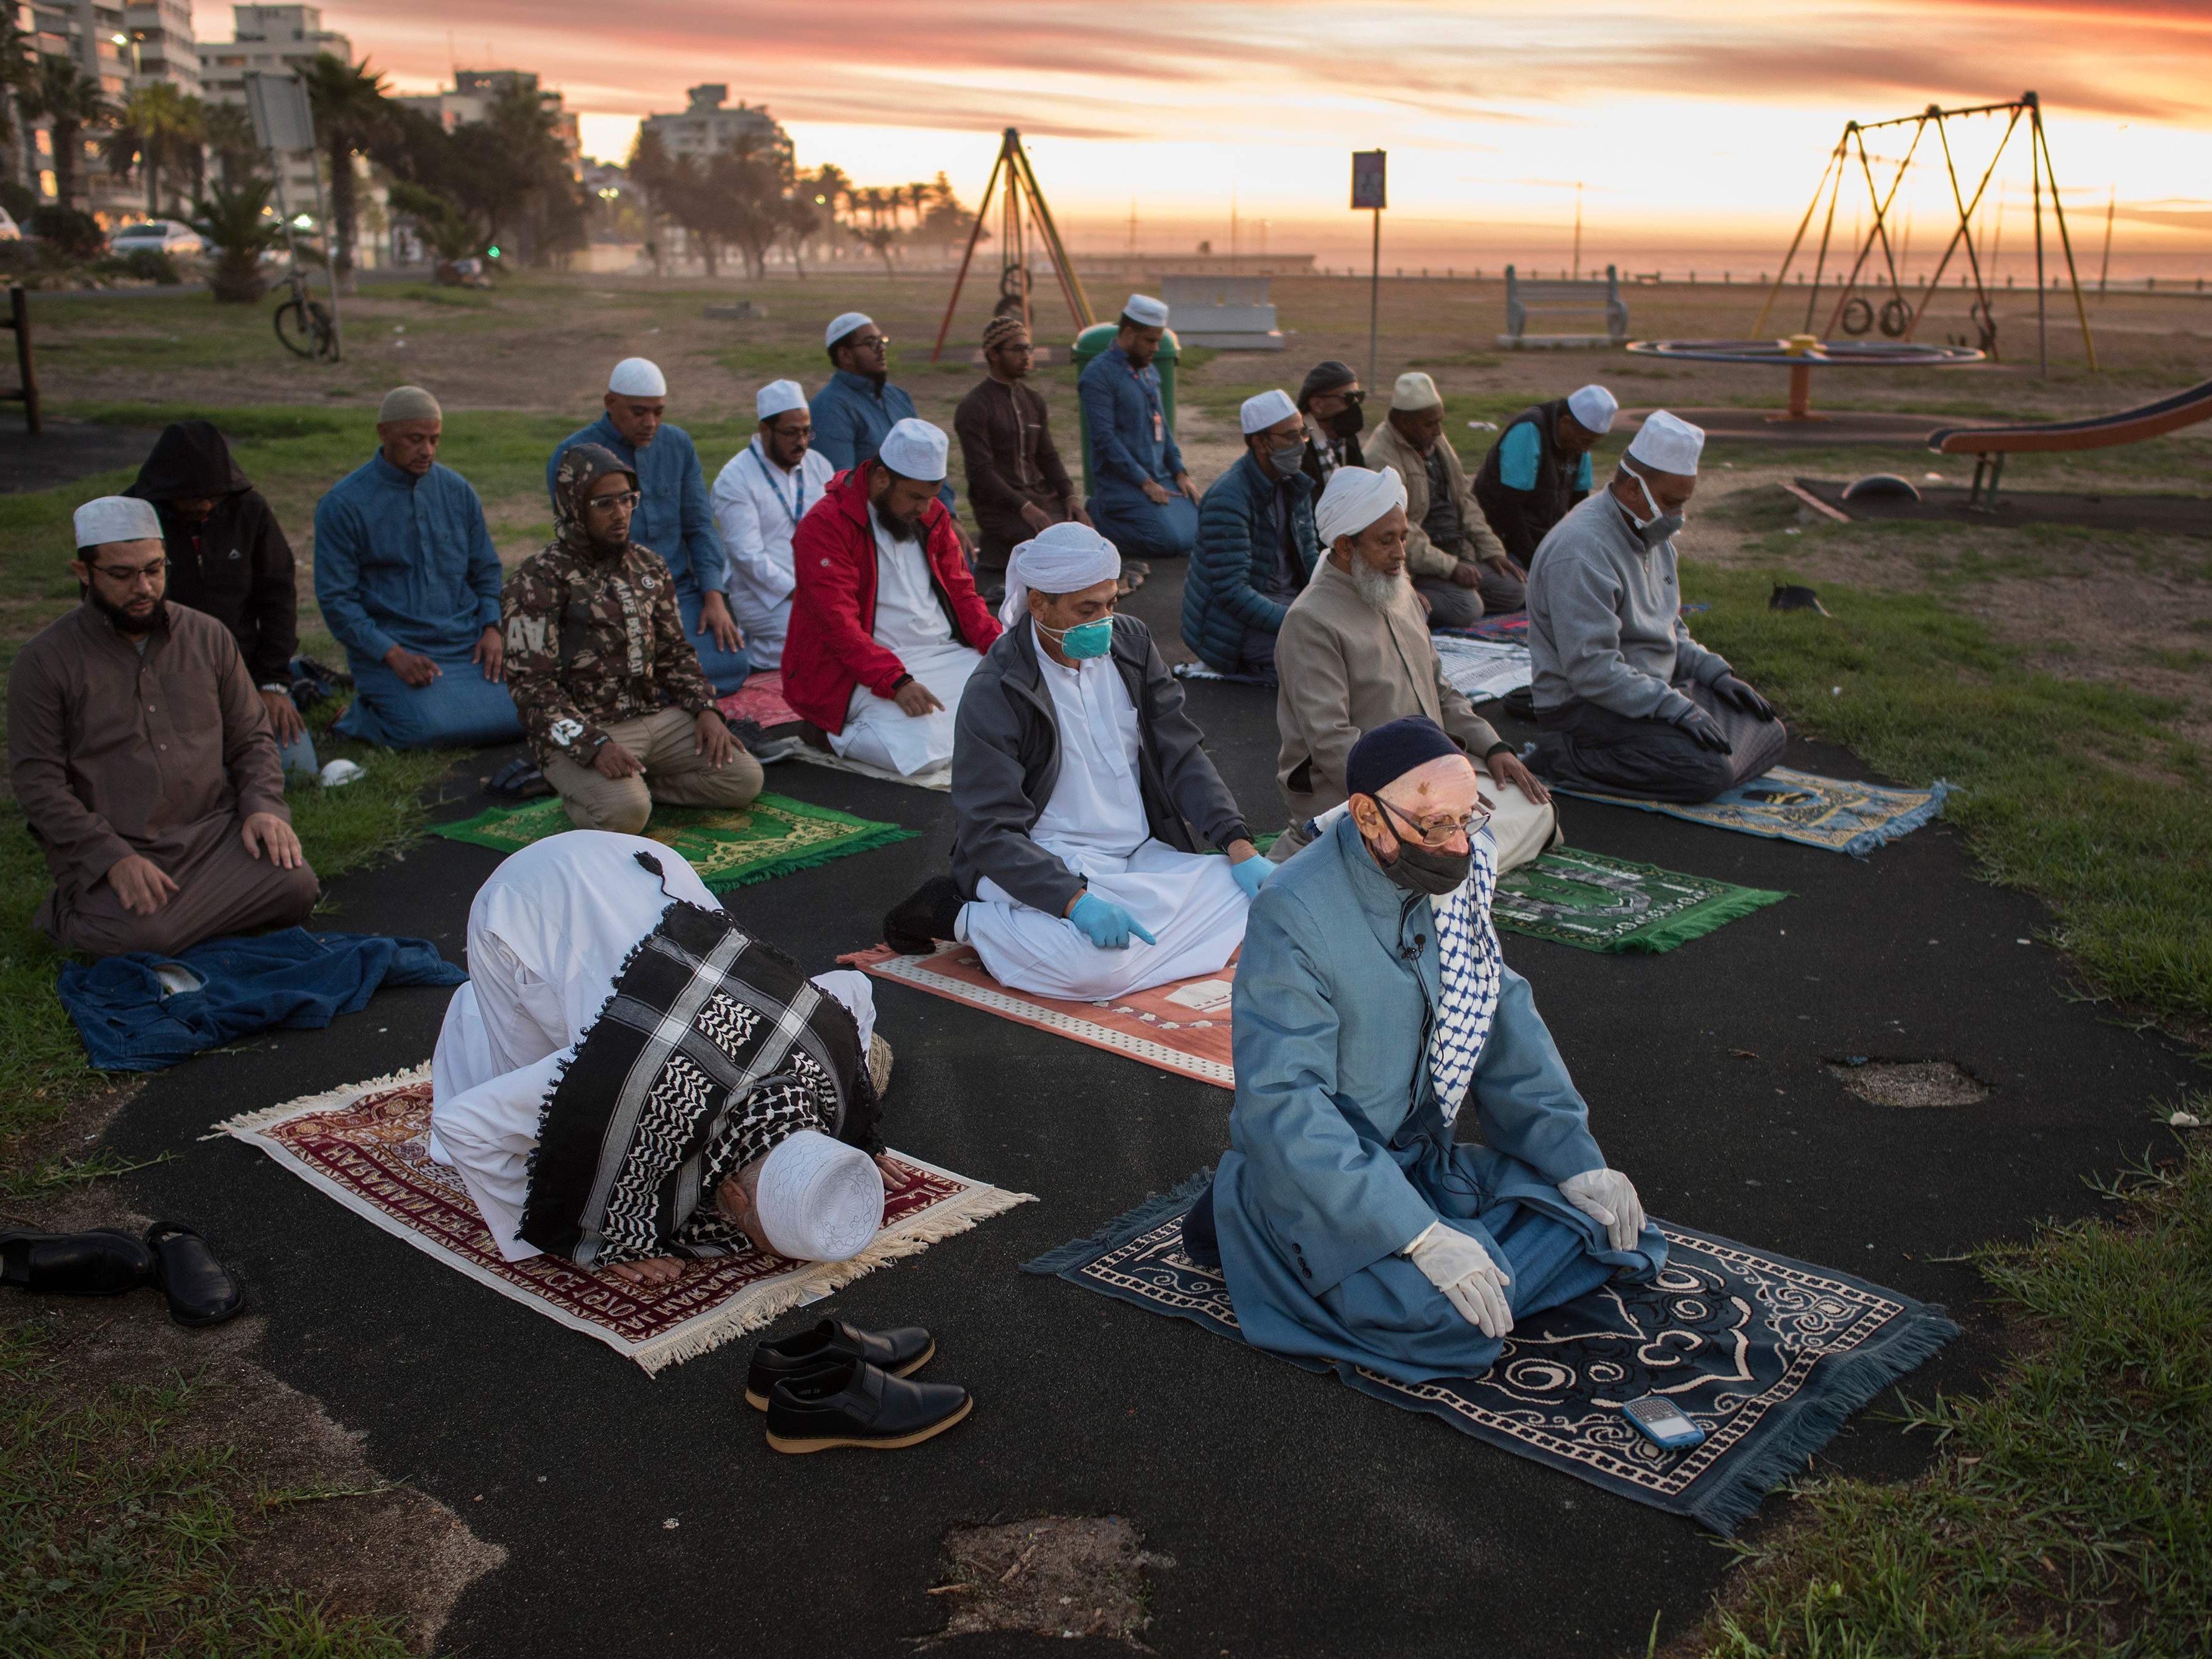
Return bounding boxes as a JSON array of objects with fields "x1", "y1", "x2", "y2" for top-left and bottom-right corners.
[
  {"x1": 640, "y1": 84, "x2": 787, "y2": 164},
  {"x1": 21, "y1": 0, "x2": 194, "y2": 214},
  {"x1": 395, "y1": 68, "x2": 581, "y2": 172}
]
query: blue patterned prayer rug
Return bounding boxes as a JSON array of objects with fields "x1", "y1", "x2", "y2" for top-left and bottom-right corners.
[
  {"x1": 1553, "y1": 766, "x2": 1954, "y2": 857},
  {"x1": 1025, "y1": 1175, "x2": 1958, "y2": 1534}
]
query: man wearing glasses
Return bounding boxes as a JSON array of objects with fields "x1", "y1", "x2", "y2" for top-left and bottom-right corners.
[
  {"x1": 9, "y1": 496, "x2": 319, "y2": 957},
  {"x1": 811, "y1": 313, "x2": 954, "y2": 512},
  {"x1": 1296, "y1": 360, "x2": 1367, "y2": 487},
  {"x1": 502, "y1": 446, "x2": 762, "y2": 836},
  {"x1": 953, "y1": 316, "x2": 1088, "y2": 597},
  {"x1": 1184, "y1": 716, "x2": 1663, "y2": 1384},
  {"x1": 711, "y1": 380, "x2": 836, "y2": 673}
]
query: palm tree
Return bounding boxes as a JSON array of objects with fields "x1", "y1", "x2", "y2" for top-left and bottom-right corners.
[
  {"x1": 299, "y1": 51, "x2": 390, "y2": 283},
  {"x1": 20, "y1": 53, "x2": 112, "y2": 209},
  {"x1": 906, "y1": 182, "x2": 930, "y2": 229},
  {"x1": 202, "y1": 99, "x2": 260, "y2": 188},
  {"x1": 103, "y1": 83, "x2": 203, "y2": 216},
  {"x1": 191, "y1": 175, "x2": 281, "y2": 301},
  {"x1": 1, "y1": 12, "x2": 35, "y2": 179}
]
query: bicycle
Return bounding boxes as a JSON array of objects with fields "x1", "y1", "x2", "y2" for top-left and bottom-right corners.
[{"x1": 273, "y1": 267, "x2": 338, "y2": 360}]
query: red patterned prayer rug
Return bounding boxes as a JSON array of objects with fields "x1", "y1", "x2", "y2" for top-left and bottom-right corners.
[
  {"x1": 841, "y1": 945, "x2": 1235, "y2": 1088},
  {"x1": 716, "y1": 669, "x2": 800, "y2": 730},
  {"x1": 218, "y1": 1069, "x2": 1031, "y2": 1373}
]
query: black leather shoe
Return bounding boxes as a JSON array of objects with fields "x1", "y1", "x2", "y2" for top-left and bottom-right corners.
[
  {"x1": 883, "y1": 875, "x2": 964, "y2": 956},
  {"x1": 764, "y1": 1357, "x2": 971, "y2": 1453},
  {"x1": 145, "y1": 1221, "x2": 244, "y2": 1328},
  {"x1": 744, "y1": 1317, "x2": 933, "y2": 1410},
  {"x1": 0, "y1": 1228, "x2": 156, "y2": 1297}
]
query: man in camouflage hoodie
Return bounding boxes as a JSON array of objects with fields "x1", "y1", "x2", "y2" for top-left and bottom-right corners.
[{"x1": 504, "y1": 444, "x2": 763, "y2": 834}]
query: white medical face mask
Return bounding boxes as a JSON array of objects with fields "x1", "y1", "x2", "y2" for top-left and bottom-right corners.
[{"x1": 1620, "y1": 460, "x2": 1684, "y2": 549}]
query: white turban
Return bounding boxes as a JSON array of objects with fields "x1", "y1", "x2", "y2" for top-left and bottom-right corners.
[
  {"x1": 999, "y1": 520, "x2": 1122, "y2": 628},
  {"x1": 1391, "y1": 371, "x2": 1442, "y2": 411},
  {"x1": 754, "y1": 1130, "x2": 884, "y2": 1263},
  {"x1": 1314, "y1": 465, "x2": 1409, "y2": 548},
  {"x1": 73, "y1": 495, "x2": 162, "y2": 550},
  {"x1": 1240, "y1": 388, "x2": 1298, "y2": 435},
  {"x1": 756, "y1": 378, "x2": 807, "y2": 421},
  {"x1": 825, "y1": 310, "x2": 874, "y2": 348},
  {"x1": 1121, "y1": 292, "x2": 1169, "y2": 327},
  {"x1": 1625, "y1": 409, "x2": 1705, "y2": 475},
  {"x1": 1567, "y1": 384, "x2": 1617, "y2": 434},
  {"x1": 608, "y1": 357, "x2": 667, "y2": 397},
  {"x1": 877, "y1": 417, "x2": 948, "y2": 482}
]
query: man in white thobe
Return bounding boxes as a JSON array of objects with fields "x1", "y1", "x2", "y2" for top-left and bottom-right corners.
[
  {"x1": 884, "y1": 523, "x2": 1270, "y2": 1001},
  {"x1": 429, "y1": 830, "x2": 884, "y2": 1279},
  {"x1": 710, "y1": 379, "x2": 835, "y2": 672}
]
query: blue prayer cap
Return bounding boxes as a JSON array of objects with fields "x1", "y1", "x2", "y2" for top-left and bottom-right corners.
[{"x1": 1346, "y1": 716, "x2": 1461, "y2": 802}]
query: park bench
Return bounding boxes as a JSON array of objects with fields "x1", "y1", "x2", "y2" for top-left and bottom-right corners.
[{"x1": 1498, "y1": 264, "x2": 1629, "y2": 350}]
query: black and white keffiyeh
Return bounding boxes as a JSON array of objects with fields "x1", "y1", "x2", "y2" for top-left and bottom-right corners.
[
  {"x1": 1424, "y1": 828, "x2": 1504, "y2": 1130},
  {"x1": 519, "y1": 900, "x2": 875, "y2": 1266}
]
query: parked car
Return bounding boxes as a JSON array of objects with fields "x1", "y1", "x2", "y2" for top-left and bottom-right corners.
[
  {"x1": 0, "y1": 206, "x2": 21, "y2": 242},
  {"x1": 108, "y1": 219, "x2": 204, "y2": 257}
]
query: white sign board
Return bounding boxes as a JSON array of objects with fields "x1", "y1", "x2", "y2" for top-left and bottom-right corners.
[{"x1": 243, "y1": 73, "x2": 316, "y2": 153}]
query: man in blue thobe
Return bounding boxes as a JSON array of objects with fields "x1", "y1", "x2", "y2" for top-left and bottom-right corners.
[
  {"x1": 314, "y1": 385, "x2": 521, "y2": 748},
  {"x1": 1187, "y1": 716, "x2": 1665, "y2": 1384},
  {"x1": 1078, "y1": 293, "x2": 1199, "y2": 562},
  {"x1": 810, "y1": 311, "x2": 954, "y2": 511},
  {"x1": 546, "y1": 357, "x2": 749, "y2": 693}
]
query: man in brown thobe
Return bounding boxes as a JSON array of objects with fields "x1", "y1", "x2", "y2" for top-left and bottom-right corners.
[
  {"x1": 8, "y1": 496, "x2": 319, "y2": 959},
  {"x1": 953, "y1": 316, "x2": 1089, "y2": 586}
]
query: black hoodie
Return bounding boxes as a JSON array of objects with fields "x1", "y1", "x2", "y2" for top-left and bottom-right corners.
[{"x1": 126, "y1": 421, "x2": 298, "y2": 684}]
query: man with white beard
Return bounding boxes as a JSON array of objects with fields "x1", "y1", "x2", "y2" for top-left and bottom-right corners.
[{"x1": 1268, "y1": 467, "x2": 1558, "y2": 871}]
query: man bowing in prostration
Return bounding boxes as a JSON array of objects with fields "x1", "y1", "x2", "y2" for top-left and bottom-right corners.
[{"x1": 1184, "y1": 717, "x2": 1664, "y2": 1383}]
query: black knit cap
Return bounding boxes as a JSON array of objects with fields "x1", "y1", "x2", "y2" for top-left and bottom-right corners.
[
  {"x1": 1297, "y1": 359, "x2": 1358, "y2": 408},
  {"x1": 1346, "y1": 716, "x2": 1460, "y2": 801}
]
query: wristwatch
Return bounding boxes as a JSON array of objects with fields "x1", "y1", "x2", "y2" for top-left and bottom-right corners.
[{"x1": 258, "y1": 682, "x2": 290, "y2": 694}]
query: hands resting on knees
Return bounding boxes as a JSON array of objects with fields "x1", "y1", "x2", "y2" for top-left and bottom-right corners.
[
  {"x1": 1407, "y1": 1221, "x2": 1514, "y2": 1338},
  {"x1": 1558, "y1": 1167, "x2": 1647, "y2": 1252},
  {"x1": 1066, "y1": 891, "x2": 1158, "y2": 950}
]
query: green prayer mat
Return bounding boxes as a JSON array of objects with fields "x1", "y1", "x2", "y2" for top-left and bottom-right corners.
[
  {"x1": 431, "y1": 793, "x2": 916, "y2": 892},
  {"x1": 1493, "y1": 847, "x2": 1787, "y2": 953}
]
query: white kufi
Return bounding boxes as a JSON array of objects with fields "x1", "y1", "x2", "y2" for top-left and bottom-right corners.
[
  {"x1": 825, "y1": 310, "x2": 874, "y2": 348},
  {"x1": 1314, "y1": 465, "x2": 1409, "y2": 547},
  {"x1": 1390, "y1": 370, "x2": 1442, "y2": 411},
  {"x1": 1625, "y1": 409, "x2": 1705, "y2": 475},
  {"x1": 999, "y1": 519, "x2": 1122, "y2": 628},
  {"x1": 1567, "y1": 384, "x2": 1618, "y2": 434},
  {"x1": 1121, "y1": 292, "x2": 1169, "y2": 327},
  {"x1": 753, "y1": 1130, "x2": 884, "y2": 1262},
  {"x1": 877, "y1": 416, "x2": 948, "y2": 482},
  {"x1": 756, "y1": 378, "x2": 808, "y2": 420},
  {"x1": 73, "y1": 495, "x2": 162, "y2": 550},
  {"x1": 1240, "y1": 388, "x2": 1298, "y2": 435},
  {"x1": 607, "y1": 357, "x2": 667, "y2": 396}
]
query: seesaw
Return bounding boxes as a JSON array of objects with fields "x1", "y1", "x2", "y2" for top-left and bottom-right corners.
[{"x1": 1929, "y1": 376, "x2": 2212, "y2": 506}]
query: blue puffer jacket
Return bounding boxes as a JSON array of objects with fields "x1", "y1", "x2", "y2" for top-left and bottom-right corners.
[{"x1": 1181, "y1": 452, "x2": 1319, "y2": 673}]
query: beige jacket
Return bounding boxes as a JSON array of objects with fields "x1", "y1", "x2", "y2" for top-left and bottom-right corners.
[{"x1": 1363, "y1": 419, "x2": 1507, "y2": 580}]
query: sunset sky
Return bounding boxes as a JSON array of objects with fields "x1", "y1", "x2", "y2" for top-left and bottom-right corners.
[{"x1": 198, "y1": 0, "x2": 2212, "y2": 270}]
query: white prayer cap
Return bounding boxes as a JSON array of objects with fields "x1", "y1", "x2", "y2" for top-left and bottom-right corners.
[
  {"x1": 1120, "y1": 292, "x2": 1169, "y2": 327},
  {"x1": 607, "y1": 357, "x2": 667, "y2": 397},
  {"x1": 999, "y1": 519, "x2": 1122, "y2": 628},
  {"x1": 1567, "y1": 384, "x2": 1618, "y2": 434},
  {"x1": 1240, "y1": 388, "x2": 1299, "y2": 435},
  {"x1": 1625, "y1": 409, "x2": 1705, "y2": 475},
  {"x1": 1391, "y1": 370, "x2": 1442, "y2": 411},
  {"x1": 825, "y1": 310, "x2": 874, "y2": 347},
  {"x1": 1314, "y1": 465, "x2": 1409, "y2": 547},
  {"x1": 73, "y1": 495, "x2": 162, "y2": 549},
  {"x1": 377, "y1": 384, "x2": 441, "y2": 424},
  {"x1": 877, "y1": 416, "x2": 948, "y2": 482},
  {"x1": 754, "y1": 1130, "x2": 884, "y2": 1263},
  {"x1": 756, "y1": 378, "x2": 807, "y2": 421}
]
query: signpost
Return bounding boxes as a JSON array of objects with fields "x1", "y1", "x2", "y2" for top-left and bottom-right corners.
[
  {"x1": 1351, "y1": 150, "x2": 1386, "y2": 391},
  {"x1": 244, "y1": 71, "x2": 342, "y2": 358}
]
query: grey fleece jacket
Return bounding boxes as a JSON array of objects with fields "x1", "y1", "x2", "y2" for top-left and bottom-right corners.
[{"x1": 1525, "y1": 489, "x2": 1731, "y2": 720}]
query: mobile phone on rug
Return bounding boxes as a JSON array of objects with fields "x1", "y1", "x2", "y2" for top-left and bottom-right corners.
[{"x1": 1624, "y1": 1394, "x2": 1706, "y2": 1451}]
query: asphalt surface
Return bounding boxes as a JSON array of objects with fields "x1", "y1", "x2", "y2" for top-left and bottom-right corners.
[{"x1": 112, "y1": 564, "x2": 2201, "y2": 1658}]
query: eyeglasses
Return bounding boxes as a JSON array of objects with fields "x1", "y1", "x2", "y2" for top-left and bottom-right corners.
[
  {"x1": 588, "y1": 491, "x2": 642, "y2": 511},
  {"x1": 89, "y1": 559, "x2": 166, "y2": 583},
  {"x1": 853, "y1": 333, "x2": 889, "y2": 351},
  {"x1": 1377, "y1": 793, "x2": 1489, "y2": 846}
]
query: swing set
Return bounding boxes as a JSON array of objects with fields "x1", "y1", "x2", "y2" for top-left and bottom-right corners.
[
  {"x1": 1753, "y1": 91, "x2": 2096, "y2": 374},
  {"x1": 929, "y1": 127, "x2": 1096, "y2": 361}
]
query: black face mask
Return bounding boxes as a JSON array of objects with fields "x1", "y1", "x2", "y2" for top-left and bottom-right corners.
[
  {"x1": 1371, "y1": 799, "x2": 1471, "y2": 895},
  {"x1": 1327, "y1": 399, "x2": 1366, "y2": 439}
]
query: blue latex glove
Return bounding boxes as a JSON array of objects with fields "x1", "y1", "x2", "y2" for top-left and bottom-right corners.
[
  {"x1": 1069, "y1": 892, "x2": 1158, "y2": 950},
  {"x1": 1230, "y1": 854, "x2": 1271, "y2": 899}
]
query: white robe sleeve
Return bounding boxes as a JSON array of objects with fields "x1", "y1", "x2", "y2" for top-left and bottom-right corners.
[
  {"x1": 429, "y1": 1046, "x2": 570, "y2": 1263},
  {"x1": 712, "y1": 455, "x2": 797, "y2": 606}
]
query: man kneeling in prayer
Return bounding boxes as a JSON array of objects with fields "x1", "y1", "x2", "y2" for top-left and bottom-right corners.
[
  {"x1": 883, "y1": 523, "x2": 1269, "y2": 1001},
  {"x1": 1184, "y1": 716, "x2": 1664, "y2": 1382},
  {"x1": 430, "y1": 830, "x2": 896, "y2": 1283}
]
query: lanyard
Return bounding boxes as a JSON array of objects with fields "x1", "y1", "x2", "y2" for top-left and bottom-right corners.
[{"x1": 747, "y1": 446, "x2": 808, "y2": 530}]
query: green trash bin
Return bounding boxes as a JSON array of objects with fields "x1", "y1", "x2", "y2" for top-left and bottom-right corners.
[{"x1": 1071, "y1": 322, "x2": 1180, "y2": 498}]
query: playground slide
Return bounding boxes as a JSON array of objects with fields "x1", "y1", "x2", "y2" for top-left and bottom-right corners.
[{"x1": 1928, "y1": 376, "x2": 2212, "y2": 455}]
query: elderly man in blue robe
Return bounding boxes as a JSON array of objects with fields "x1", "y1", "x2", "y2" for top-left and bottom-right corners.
[
  {"x1": 1078, "y1": 294, "x2": 1199, "y2": 564},
  {"x1": 314, "y1": 386, "x2": 521, "y2": 748},
  {"x1": 810, "y1": 311, "x2": 954, "y2": 511},
  {"x1": 547, "y1": 357, "x2": 749, "y2": 693},
  {"x1": 1185, "y1": 715, "x2": 1665, "y2": 1383}
]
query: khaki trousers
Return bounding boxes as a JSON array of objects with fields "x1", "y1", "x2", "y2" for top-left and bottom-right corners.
[{"x1": 543, "y1": 706, "x2": 765, "y2": 836}]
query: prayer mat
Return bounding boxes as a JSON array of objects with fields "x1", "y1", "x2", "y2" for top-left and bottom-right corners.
[
  {"x1": 1432, "y1": 634, "x2": 1532, "y2": 705},
  {"x1": 1171, "y1": 662, "x2": 1276, "y2": 688},
  {"x1": 716, "y1": 669, "x2": 801, "y2": 729},
  {"x1": 1495, "y1": 848, "x2": 1788, "y2": 954},
  {"x1": 1553, "y1": 767, "x2": 1954, "y2": 857},
  {"x1": 792, "y1": 748, "x2": 953, "y2": 793},
  {"x1": 217, "y1": 1068, "x2": 1033, "y2": 1374},
  {"x1": 843, "y1": 944, "x2": 1235, "y2": 1087},
  {"x1": 429, "y1": 793, "x2": 915, "y2": 890},
  {"x1": 1026, "y1": 1175, "x2": 1957, "y2": 1535},
  {"x1": 1438, "y1": 613, "x2": 1529, "y2": 641}
]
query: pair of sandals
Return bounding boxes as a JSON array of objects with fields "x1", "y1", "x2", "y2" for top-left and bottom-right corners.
[{"x1": 0, "y1": 1220, "x2": 244, "y2": 1327}]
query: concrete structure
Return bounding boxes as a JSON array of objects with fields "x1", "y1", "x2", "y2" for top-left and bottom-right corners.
[
  {"x1": 21, "y1": 0, "x2": 198, "y2": 214},
  {"x1": 395, "y1": 68, "x2": 581, "y2": 170},
  {"x1": 1158, "y1": 273, "x2": 1284, "y2": 350},
  {"x1": 121, "y1": 0, "x2": 198, "y2": 94},
  {"x1": 640, "y1": 84, "x2": 787, "y2": 164}
]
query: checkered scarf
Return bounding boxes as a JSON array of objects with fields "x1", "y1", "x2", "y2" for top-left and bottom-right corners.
[{"x1": 1424, "y1": 828, "x2": 1503, "y2": 1130}]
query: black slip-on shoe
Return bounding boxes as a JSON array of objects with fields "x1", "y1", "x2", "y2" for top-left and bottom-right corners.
[
  {"x1": 745, "y1": 1317, "x2": 934, "y2": 1410},
  {"x1": 883, "y1": 874, "x2": 964, "y2": 957},
  {"x1": 0, "y1": 1228, "x2": 157, "y2": 1297},
  {"x1": 764, "y1": 1357, "x2": 971, "y2": 1453},
  {"x1": 145, "y1": 1221, "x2": 244, "y2": 1328}
]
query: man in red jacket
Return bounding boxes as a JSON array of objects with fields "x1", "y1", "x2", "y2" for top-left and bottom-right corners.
[{"x1": 783, "y1": 418, "x2": 1003, "y2": 779}]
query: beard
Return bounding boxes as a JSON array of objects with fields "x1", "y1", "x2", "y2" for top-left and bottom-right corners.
[
  {"x1": 86, "y1": 585, "x2": 160, "y2": 635},
  {"x1": 1350, "y1": 559, "x2": 1407, "y2": 610}
]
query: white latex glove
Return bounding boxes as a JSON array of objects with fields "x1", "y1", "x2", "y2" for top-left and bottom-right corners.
[
  {"x1": 1405, "y1": 1221, "x2": 1514, "y2": 1338},
  {"x1": 1559, "y1": 1168, "x2": 1647, "y2": 1253}
]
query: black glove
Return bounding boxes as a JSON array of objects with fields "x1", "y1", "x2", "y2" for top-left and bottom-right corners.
[
  {"x1": 1672, "y1": 705, "x2": 1734, "y2": 754},
  {"x1": 1711, "y1": 675, "x2": 1776, "y2": 721}
]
